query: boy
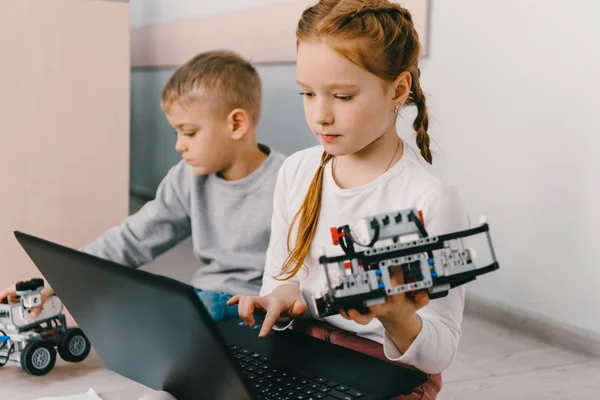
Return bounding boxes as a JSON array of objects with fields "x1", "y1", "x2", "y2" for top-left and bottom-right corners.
[{"x1": 1, "y1": 50, "x2": 286, "y2": 321}]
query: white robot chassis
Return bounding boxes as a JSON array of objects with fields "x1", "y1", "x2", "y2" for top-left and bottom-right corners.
[
  {"x1": 0, "y1": 279, "x2": 91, "y2": 375},
  {"x1": 313, "y1": 208, "x2": 499, "y2": 317}
]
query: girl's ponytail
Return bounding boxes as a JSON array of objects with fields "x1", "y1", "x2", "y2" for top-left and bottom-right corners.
[{"x1": 279, "y1": 152, "x2": 333, "y2": 279}]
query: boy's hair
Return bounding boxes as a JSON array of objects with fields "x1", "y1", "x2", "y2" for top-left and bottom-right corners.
[
  {"x1": 281, "y1": 0, "x2": 428, "y2": 279},
  {"x1": 161, "y1": 50, "x2": 262, "y2": 126}
]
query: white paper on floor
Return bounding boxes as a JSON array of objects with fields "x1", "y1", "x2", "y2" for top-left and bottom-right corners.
[{"x1": 33, "y1": 388, "x2": 102, "y2": 400}]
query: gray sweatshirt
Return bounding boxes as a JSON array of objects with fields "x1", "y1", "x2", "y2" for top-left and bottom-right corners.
[{"x1": 82, "y1": 144, "x2": 286, "y2": 296}]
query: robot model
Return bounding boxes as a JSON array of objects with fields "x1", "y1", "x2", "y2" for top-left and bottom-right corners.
[
  {"x1": 313, "y1": 209, "x2": 499, "y2": 317},
  {"x1": 0, "y1": 278, "x2": 91, "y2": 375}
]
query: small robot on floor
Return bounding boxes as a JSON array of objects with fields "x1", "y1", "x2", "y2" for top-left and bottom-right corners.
[
  {"x1": 0, "y1": 278, "x2": 91, "y2": 375},
  {"x1": 314, "y1": 209, "x2": 500, "y2": 317}
]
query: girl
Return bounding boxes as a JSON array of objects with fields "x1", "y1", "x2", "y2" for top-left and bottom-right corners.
[{"x1": 228, "y1": 0, "x2": 470, "y2": 398}]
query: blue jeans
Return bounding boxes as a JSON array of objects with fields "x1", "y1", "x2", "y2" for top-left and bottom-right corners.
[{"x1": 195, "y1": 290, "x2": 239, "y2": 322}]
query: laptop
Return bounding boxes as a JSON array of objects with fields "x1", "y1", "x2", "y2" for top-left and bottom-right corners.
[{"x1": 14, "y1": 231, "x2": 428, "y2": 400}]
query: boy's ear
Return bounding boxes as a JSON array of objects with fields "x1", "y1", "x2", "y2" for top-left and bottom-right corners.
[
  {"x1": 392, "y1": 71, "x2": 412, "y2": 104},
  {"x1": 228, "y1": 108, "x2": 250, "y2": 140}
]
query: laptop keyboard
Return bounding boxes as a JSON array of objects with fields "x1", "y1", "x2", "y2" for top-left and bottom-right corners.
[{"x1": 228, "y1": 344, "x2": 366, "y2": 400}]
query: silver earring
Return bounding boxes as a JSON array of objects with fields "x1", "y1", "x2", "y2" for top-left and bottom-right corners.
[{"x1": 393, "y1": 104, "x2": 400, "y2": 115}]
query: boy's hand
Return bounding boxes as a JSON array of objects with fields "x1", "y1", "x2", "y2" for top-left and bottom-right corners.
[
  {"x1": 0, "y1": 283, "x2": 55, "y2": 317},
  {"x1": 227, "y1": 284, "x2": 307, "y2": 338}
]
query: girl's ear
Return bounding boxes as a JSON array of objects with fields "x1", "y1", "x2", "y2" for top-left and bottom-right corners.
[{"x1": 393, "y1": 71, "x2": 412, "y2": 104}]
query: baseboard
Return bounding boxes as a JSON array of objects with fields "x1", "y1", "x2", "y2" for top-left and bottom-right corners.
[
  {"x1": 464, "y1": 293, "x2": 600, "y2": 358},
  {"x1": 130, "y1": 185, "x2": 156, "y2": 200}
]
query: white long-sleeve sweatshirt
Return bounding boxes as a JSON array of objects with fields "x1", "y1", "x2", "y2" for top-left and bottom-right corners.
[{"x1": 259, "y1": 140, "x2": 470, "y2": 374}]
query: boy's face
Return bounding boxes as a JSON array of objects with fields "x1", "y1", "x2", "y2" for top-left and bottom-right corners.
[
  {"x1": 296, "y1": 41, "x2": 397, "y2": 157},
  {"x1": 164, "y1": 99, "x2": 234, "y2": 176}
]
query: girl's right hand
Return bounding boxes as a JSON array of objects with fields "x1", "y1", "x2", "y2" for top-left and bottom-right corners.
[{"x1": 227, "y1": 284, "x2": 307, "y2": 338}]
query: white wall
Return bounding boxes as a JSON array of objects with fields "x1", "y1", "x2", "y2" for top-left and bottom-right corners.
[
  {"x1": 129, "y1": 0, "x2": 600, "y2": 335},
  {"x1": 421, "y1": 0, "x2": 600, "y2": 334}
]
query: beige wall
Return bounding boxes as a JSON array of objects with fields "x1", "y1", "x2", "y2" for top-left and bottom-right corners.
[
  {"x1": 131, "y1": 0, "x2": 429, "y2": 68},
  {"x1": 0, "y1": 0, "x2": 130, "y2": 291}
]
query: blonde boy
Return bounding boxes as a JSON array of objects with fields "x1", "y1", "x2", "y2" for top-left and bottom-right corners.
[{"x1": 1, "y1": 50, "x2": 286, "y2": 320}]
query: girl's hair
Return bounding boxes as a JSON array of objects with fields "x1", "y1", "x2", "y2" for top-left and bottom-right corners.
[{"x1": 279, "y1": 0, "x2": 429, "y2": 279}]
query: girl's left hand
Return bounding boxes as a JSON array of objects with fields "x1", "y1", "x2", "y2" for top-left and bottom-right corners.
[{"x1": 339, "y1": 264, "x2": 430, "y2": 326}]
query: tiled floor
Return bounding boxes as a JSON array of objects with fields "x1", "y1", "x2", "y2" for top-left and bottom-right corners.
[
  {"x1": 440, "y1": 316, "x2": 600, "y2": 399},
  {"x1": 131, "y1": 195, "x2": 600, "y2": 399}
]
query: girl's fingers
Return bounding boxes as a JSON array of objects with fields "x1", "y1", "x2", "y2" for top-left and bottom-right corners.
[
  {"x1": 414, "y1": 291, "x2": 430, "y2": 309},
  {"x1": 226, "y1": 295, "x2": 242, "y2": 306},
  {"x1": 347, "y1": 308, "x2": 374, "y2": 325},
  {"x1": 339, "y1": 309, "x2": 351, "y2": 320},
  {"x1": 259, "y1": 306, "x2": 283, "y2": 338},
  {"x1": 389, "y1": 265, "x2": 406, "y2": 286},
  {"x1": 239, "y1": 297, "x2": 257, "y2": 327}
]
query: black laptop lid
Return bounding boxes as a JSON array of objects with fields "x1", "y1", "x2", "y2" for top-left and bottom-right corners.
[{"x1": 15, "y1": 231, "x2": 252, "y2": 400}]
